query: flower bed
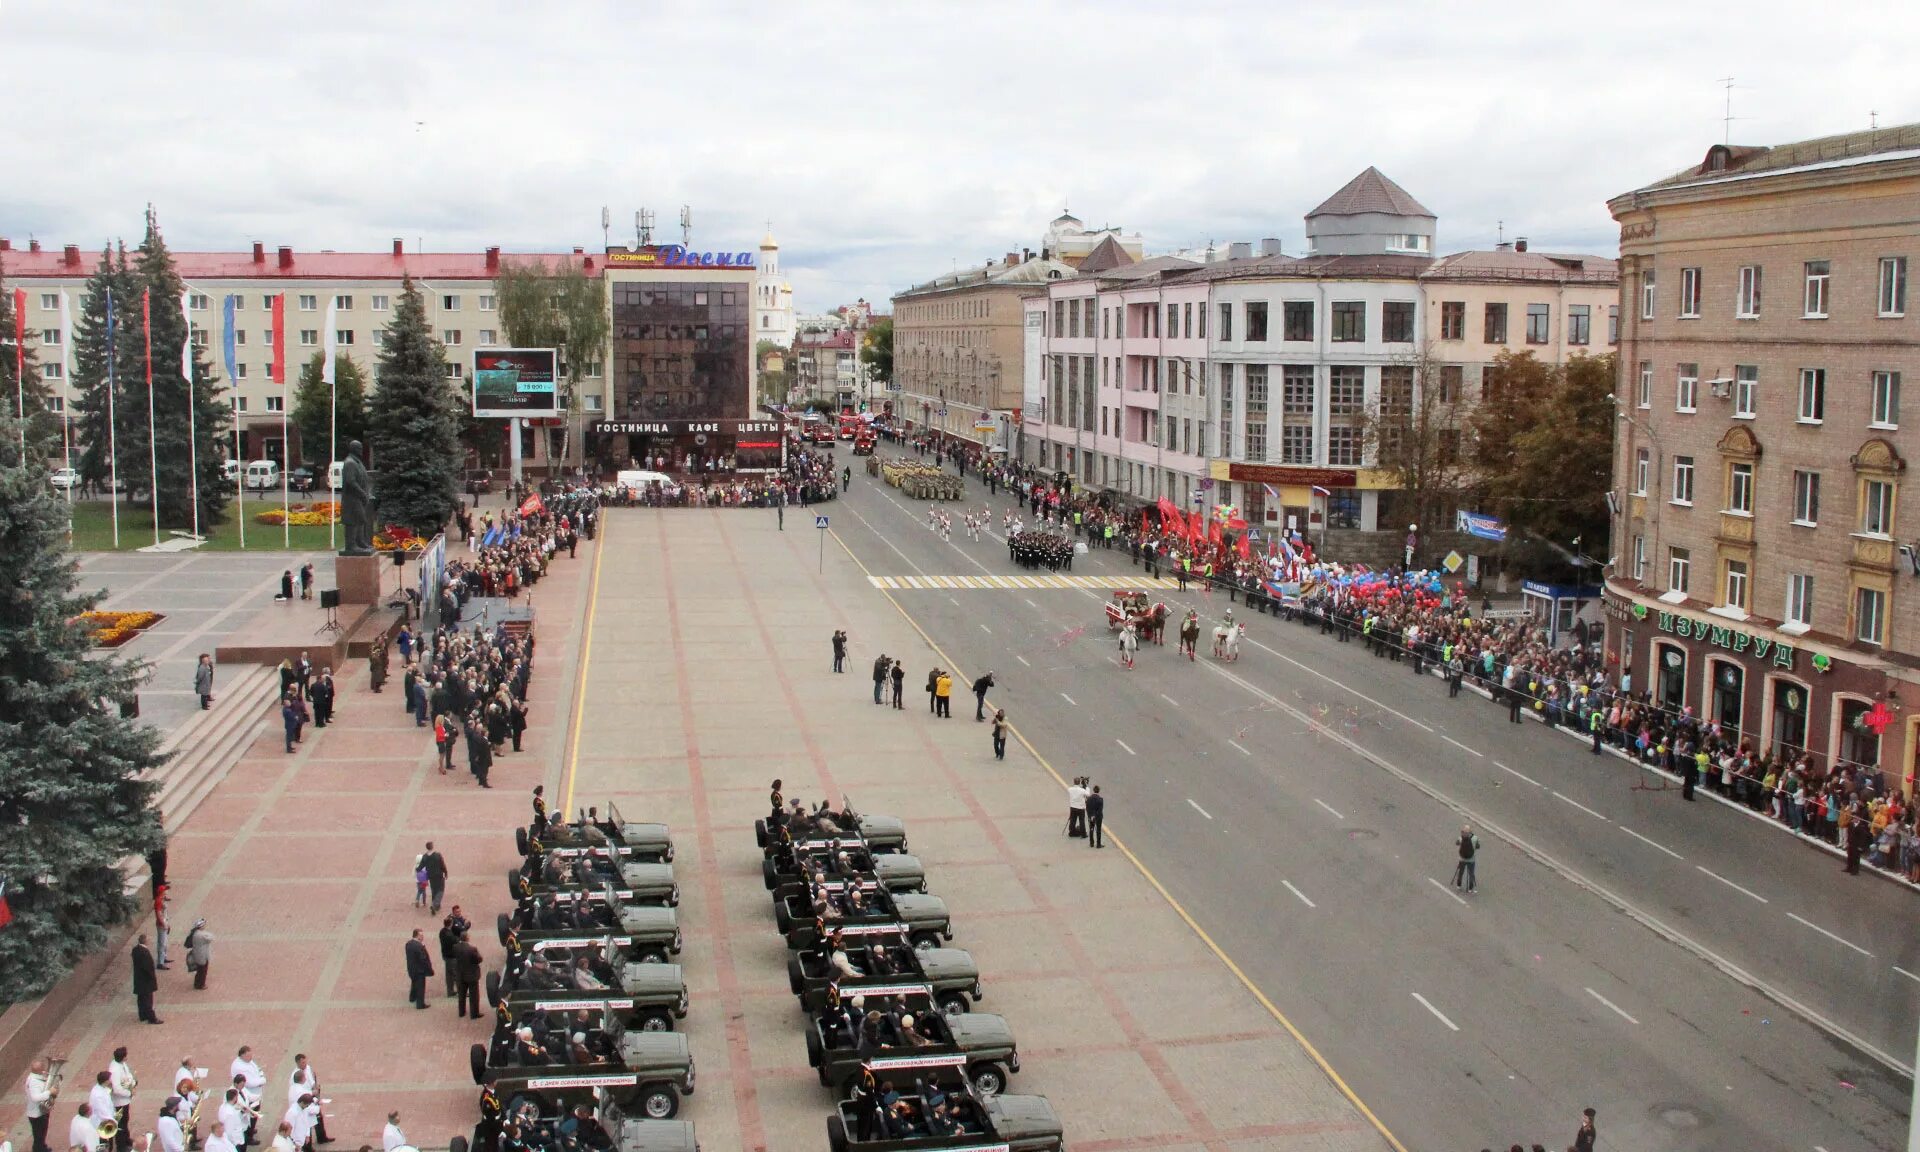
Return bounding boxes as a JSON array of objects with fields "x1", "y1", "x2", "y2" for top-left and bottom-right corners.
[
  {"x1": 255, "y1": 501, "x2": 341, "y2": 527},
  {"x1": 373, "y1": 524, "x2": 424, "y2": 554},
  {"x1": 73, "y1": 610, "x2": 165, "y2": 648}
]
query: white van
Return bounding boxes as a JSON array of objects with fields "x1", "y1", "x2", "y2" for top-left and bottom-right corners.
[
  {"x1": 221, "y1": 460, "x2": 241, "y2": 483},
  {"x1": 244, "y1": 460, "x2": 281, "y2": 491},
  {"x1": 327, "y1": 461, "x2": 343, "y2": 491},
  {"x1": 616, "y1": 469, "x2": 678, "y2": 493}
]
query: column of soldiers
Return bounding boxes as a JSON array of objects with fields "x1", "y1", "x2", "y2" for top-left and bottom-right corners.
[{"x1": 1007, "y1": 529, "x2": 1074, "y2": 572}]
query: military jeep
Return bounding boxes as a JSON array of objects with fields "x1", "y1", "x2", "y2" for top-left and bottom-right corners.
[
  {"x1": 826, "y1": 1070, "x2": 1063, "y2": 1152},
  {"x1": 501, "y1": 911, "x2": 683, "y2": 968},
  {"x1": 765, "y1": 844, "x2": 928, "y2": 898},
  {"x1": 790, "y1": 932, "x2": 983, "y2": 1015},
  {"x1": 518, "y1": 802, "x2": 674, "y2": 861},
  {"x1": 469, "y1": 1007, "x2": 695, "y2": 1120},
  {"x1": 510, "y1": 854, "x2": 681, "y2": 906},
  {"x1": 756, "y1": 800, "x2": 908, "y2": 855},
  {"x1": 486, "y1": 964, "x2": 690, "y2": 1033},
  {"x1": 776, "y1": 884, "x2": 954, "y2": 951},
  {"x1": 807, "y1": 981, "x2": 1020, "y2": 1099},
  {"x1": 454, "y1": 1090, "x2": 699, "y2": 1152}
]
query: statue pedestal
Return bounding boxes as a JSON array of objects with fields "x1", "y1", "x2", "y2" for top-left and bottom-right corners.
[{"x1": 335, "y1": 554, "x2": 384, "y2": 605}]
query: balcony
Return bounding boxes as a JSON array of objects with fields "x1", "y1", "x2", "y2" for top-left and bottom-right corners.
[{"x1": 1850, "y1": 533, "x2": 1897, "y2": 575}]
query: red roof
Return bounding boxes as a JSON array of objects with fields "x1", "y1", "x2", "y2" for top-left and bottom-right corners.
[
  {"x1": 0, "y1": 243, "x2": 599, "y2": 281},
  {"x1": 795, "y1": 328, "x2": 857, "y2": 349}
]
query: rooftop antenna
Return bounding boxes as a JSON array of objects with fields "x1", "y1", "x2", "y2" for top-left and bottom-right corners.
[
  {"x1": 1717, "y1": 76, "x2": 1739, "y2": 145},
  {"x1": 1870, "y1": 109, "x2": 1879, "y2": 129},
  {"x1": 1496, "y1": 220, "x2": 1505, "y2": 245},
  {"x1": 679, "y1": 206, "x2": 692, "y2": 248},
  {"x1": 638, "y1": 208, "x2": 654, "y2": 248},
  {"x1": 601, "y1": 206, "x2": 610, "y2": 252}
]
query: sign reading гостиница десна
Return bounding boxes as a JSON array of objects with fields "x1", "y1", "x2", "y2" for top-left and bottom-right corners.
[
  {"x1": 604, "y1": 245, "x2": 755, "y2": 268},
  {"x1": 1654, "y1": 610, "x2": 1797, "y2": 670}
]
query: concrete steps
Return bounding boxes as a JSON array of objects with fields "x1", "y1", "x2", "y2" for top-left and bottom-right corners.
[{"x1": 148, "y1": 665, "x2": 279, "y2": 834}]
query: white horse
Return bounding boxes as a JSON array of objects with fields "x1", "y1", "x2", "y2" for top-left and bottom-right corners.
[
  {"x1": 1212, "y1": 622, "x2": 1243, "y2": 661},
  {"x1": 1118, "y1": 624, "x2": 1139, "y2": 670}
]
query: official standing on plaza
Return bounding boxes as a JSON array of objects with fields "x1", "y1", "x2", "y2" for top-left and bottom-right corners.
[
  {"x1": 832, "y1": 630, "x2": 848, "y2": 673},
  {"x1": 404, "y1": 929, "x2": 433, "y2": 1008},
  {"x1": 1066, "y1": 778, "x2": 1088, "y2": 837},
  {"x1": 453, "y1": 931, "x2": 484, "y2": 1019},
  {"x1": 465, "y1": 713, "x2": 492, "y2": 787},
  {"x1": 194, "y1": 654, "x2": 216, "y2": 710},
  {"x1": 990, "y1": 710, "x2": 1008, "y2": 760},
  {"x1": 417, "y1": 843, "x2": 448, "y2": 914},
  {"x1": 890, "y1": 660, "x2": 905, "y2": 708},
  {"x1": 1085, "y1": 786, "x2": 1105, "y2": 848},
  {"x1": 131, "y1": 934, "x2": 162, "y2": 1023},
  {"x1": 971, "y1": 672, "x2": 995, "y2": 721},
  {"x1": 184, "y1": 918, "x2": 213, "y2": 989},
  {"x1": 310, "y1": 671, "x2": 335, "y2": 728},
  {"x1": 281, "y1": 694, "x2": 302, "y2": 753}
]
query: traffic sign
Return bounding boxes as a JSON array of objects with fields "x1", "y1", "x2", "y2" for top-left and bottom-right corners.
[
  {"x1": 1443, "y1": 550, "x2": 1464, "y2": 573},
  {"x1": 815, "y1": 515, "x2": 829, "y2": 529}
]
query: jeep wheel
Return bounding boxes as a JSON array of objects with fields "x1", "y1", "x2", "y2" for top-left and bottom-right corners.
[
  {"x1": 937, "y1": 992, "x2": 969, "y2": 1016},
  {"x1": 911, "y1": 932, "x2": 940, "y2": 951},
  {"x1": 668, "y1": 886, "x2": 680, "y2": 907},
  {"x1": 485, "y1": 971, "x2": 502, "y2": 1007},
  {"x1": 638, "y1": 1084, "x2": 678, "y2": 1120},
  {"x1": 638, "y1": 1010, "x2": 672, "y2": 1032},
  {"x1": 467, "y1": 1043, "x2": 487, "y2": 1086},
  {"x1": 804, "y1": 1028, "x2": 824, "y2": 1069},
  {"x1": 504, "y1": 869, "x2": 523, "y2": 902},
  {"x1": 514, "y1": 827, "x2": 529, "y2": 857},
  {"x1": 496, "y1": 913, "x2": 511, "y2": 947},
  {"x1": 970, "y1": 1061, "x2": 1007, "y2": 1098},
  {"x1": 787, "y1": 953, "x2": 804, "y2": 996},
  {"x1": 826, "y1": 1116, "x2": 849, "y2": 1152},
  {"x1": 774, "y1": 904, "x2": 793, "y2": 935},
  {"x1": 762, "y1": 858, "x2": 778, "y2": 890},
  {"x1": 754, "y1": 819, "x2": 768, "y2": 848},
  {"x1": 638, "y1": 947, "x2": 668, "y2": 963},
  {"x1": 663, "y1": 845, "x2": 674, "y2": 863}
]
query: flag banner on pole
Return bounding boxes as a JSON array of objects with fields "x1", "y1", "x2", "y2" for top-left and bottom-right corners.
[
  {"x1": 222, "y1": 296, "x2": 237, "y2": 384},
  {"x1": 270, "y1": 295, "x2": 285, "y2": 383},
  {"x1": 1262, "y1": 482, "x2": 1280, "y2": 502},
  {"x1": 322, "y1": 298, "x2": 337, "y2": 385},
  {"x1": 179, "y1": 290, "x2": 192, "y2": 382},
  {"x1": 11, "y1": 288, "x2": 23, "y2": 390}
]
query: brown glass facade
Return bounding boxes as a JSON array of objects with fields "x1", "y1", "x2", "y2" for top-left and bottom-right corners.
[{"x1": 610, "y1": 278, "x2": 752, "y2": 421}]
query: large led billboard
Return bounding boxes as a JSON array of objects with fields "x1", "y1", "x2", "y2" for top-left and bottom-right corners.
[{"x1": 472, "y1": 348, "x2": 561, "y2": 417}]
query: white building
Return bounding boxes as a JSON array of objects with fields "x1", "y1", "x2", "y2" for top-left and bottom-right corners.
[{"x1": 755, "y1": 229, "x2": 796, "y2": 349}]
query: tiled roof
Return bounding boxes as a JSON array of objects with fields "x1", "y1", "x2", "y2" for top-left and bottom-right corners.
[
  {"x1": 1422, "y1": 249, "x2": 1619, "y2": 284},
  {"x1": 1189, "y1": 252, "x2": 1432, "y2": 283},
  {"x1": 1635, "y1": 122, "x2": 1920, "y2": 192},
  {"x1": 1076, "y1": 234, "x2": 1136, "y2": 273},
  {"x1": 0, "y1": 245, "x2": 598, "y2": 281},
  {"x1": 1307, "y1": 167, "x2": 1434, "y2": 219},
  {"x1": 895, "y1": 256, "x2": 1076, "y2": 297}
]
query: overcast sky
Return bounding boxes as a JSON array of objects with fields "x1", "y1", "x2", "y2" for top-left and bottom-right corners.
[{"x1": 4, "y1": 1, "x2": 1915, "y2": 314}]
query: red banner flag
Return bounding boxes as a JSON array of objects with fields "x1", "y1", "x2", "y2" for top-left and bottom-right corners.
[
  {"x1": 11, "y1": 288, "x2": 23, "y2": 397},
  {"x1": 1236, "y1": 532, "x2": 1252, "y2": 560},
  {"x1": 142, "y1": 289, "x2": 152, "y2": 388},
  {"x1": 270, "y1": 295, "x2": 286, "y2": 384},
  {"x1": 519, "y1": 493, "x2": 546, "y2": 518},
  {"x1": 1209, "y1": 516, "x2": 1224, "y2": 549}
]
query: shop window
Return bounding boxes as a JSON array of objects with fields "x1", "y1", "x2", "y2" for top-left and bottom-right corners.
[
  {"x1": 1770, "y1": 679, "x2": 1809, "y2": 762},
  {"x1": 1837, "y1": 698, "x2": 1882, "y2": 774},
  {"x1": 1656, "y1": 644, "x2": 1687, "y2": 712},
  {"x1": 1711, "y1": 661, "x2": 1744, "y2": 738}
]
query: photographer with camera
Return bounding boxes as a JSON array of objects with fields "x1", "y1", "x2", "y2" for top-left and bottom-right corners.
[{"x1": 1066, "y1": 777, "x2": 1090, "y2": 838}]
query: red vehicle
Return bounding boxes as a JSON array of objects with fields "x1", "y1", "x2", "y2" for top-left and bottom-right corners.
[
  {"x1": 838, "y1": 412, "x2": 862, "y2": 440},
  {"x1": 852, "y1": 427, "x2": 876, "y2": 455}
]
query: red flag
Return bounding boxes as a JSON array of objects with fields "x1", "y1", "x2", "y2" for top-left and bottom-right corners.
[
  {"x1": 270, "y1": 295, "x2": 286, "y2": 383},
  {"x1": 0, "y1": 879, "x2": 12, "y2": 930},
  {"x1": 11, "y1": 288, "x2": 23, "y2": 394},
  {"x1": 1140, "y1": 510, "x2": 1149, "y2": 537},
  {"x1": 143, "y1": 289, "x2": 152, "y2": 388},
  {"x1": 1209, "y1": 516, "x2": 1224, "y2": 549},
  {"x1": 1236, "y1": 532, "x2": 1252, "y2": 560},
  {"x1": 519, "y1": 493, "x2": 546, "y2": 517}
]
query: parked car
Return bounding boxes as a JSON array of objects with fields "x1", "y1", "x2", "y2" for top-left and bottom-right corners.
[
  {"x1": 48, "y1": 467, "x2": 81, "y2": 490},
  {"x1": 469, "y1": 1008, "x2": 694, "y2": 1119},
  {"x1": 220, "y1": 460, "x2": 242, "y2": 483},
  {"x1": 244, "y1": 460, "x2": 281, "y2": 491},
  {"x1": 465, "y1": 469, "x2": 494, "y2": 495},
  {"x1": 290, "y1": 466, "x2": 318, "y2": 494}
]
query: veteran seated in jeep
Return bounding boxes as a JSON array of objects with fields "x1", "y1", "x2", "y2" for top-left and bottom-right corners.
[
  {"x1": 501, "y1": 906, "x2": 682, "y2": 964},
  {"x1": 827, "y1": 1065, "x2": 1064, "y2": 1151},
  {"x1": 765, "y1": 839, "x2": 928, "y2": 897},
  {"x1": 513, "y1": 847, "x2": 680, "y2": 902},
  {"x1": 808, "y1": 981, "x2": 1020, "y2": 1099},
  {"x1": 486, "y1": 969, "x2": 690, "y2": 1035},
  {"x1": 461, "y1": 1089, "x2": 698, "y2": 1152},
  {"x1": 470, "y1": 1007, "x2": 696, "y2": 1120},
  {"x1": 758, "y1": 798, "x2": 908, "y2": 855},
  {"x1": 517, "y1": 802, "x2": 674, "y2": 861},
  {"x1": 790, "y1": 928, "x2": 983, "y2": 1015},
  {"x1": 777, "y1": 878, "x2": 953, "y2": 951}
]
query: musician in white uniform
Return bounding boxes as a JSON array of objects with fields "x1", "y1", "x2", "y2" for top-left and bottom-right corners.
[
  {"x1": 156, "y1": 1101, "x2": 187, "y2": 1152},
  {"x1": 267, "y1": 1122, "x2": 294, "y2": 1152},
  {"x1": 24, "y1": 1059, "x2": 56, "y2": 1152},
  {"x1": 68, "y1": 1102, "x2": 101, "y2": 1152},
  {"x1": 216, "y1": 1089, "x2": 249, "y2": 1152},
  {"x1": 287, "y1": 1057, "x2": 328, "y2": 1146},
  {"x1": 86, "y1": 1073, "x2": 116, "y2": 1145},
  {"x1": 281, "y1": 1095, "x2": 314, "y2": 1152},
  {"x1": 380, "y1": 1114, "x2": 406, "y2": 1152},
  {"x1": 108, "y1": 1048, "x2": 137, "y2": 1152}
]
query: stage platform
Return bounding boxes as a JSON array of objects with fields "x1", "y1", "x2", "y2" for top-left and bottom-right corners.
[{"x1": 213, "y1": 553, "x2": 421, "y2": 668}]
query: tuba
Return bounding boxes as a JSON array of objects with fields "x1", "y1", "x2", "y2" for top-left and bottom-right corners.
[{"x1": 97, "y1": 1118, "x2": 120, "y2": 1144}]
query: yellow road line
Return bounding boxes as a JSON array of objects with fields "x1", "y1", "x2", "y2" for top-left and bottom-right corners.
[
  {"x1": 826, "y1": 527, "x2": 1408, "y2": 1152},
  {"x1": 560, "y1": 513, "x2": 610, "y2": 815}
]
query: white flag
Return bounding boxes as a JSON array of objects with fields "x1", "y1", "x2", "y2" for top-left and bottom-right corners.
[
  {"x1": 59, "y1": 291, "x2": 73, "y2": 378},
  {"x1": 181, "y1": 290, "x2": 192, "y2": 381},
  {"x1": 322, "y1": 297, "x2": 338, "y2": 385}
]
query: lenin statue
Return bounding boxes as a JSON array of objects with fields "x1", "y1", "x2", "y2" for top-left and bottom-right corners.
[{"x1": 339, "y1": 440, "x2": 375, "y2": 555}]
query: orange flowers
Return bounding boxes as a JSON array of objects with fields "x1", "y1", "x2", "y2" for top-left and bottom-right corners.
[
  {"x1": 255, "y1": 501, "x2": 341, "y2": 526},
  {"x1": 74, "y1": 610, "x2": 165, "y2": 647}
]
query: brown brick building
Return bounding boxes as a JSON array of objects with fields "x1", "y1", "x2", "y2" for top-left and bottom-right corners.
[{"x1": 1607, "y1": 124, "x2": 1920, "y2": 797}]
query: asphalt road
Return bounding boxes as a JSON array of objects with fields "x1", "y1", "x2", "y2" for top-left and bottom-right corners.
[{"x1": 824, "y1": 452, "x2": 1915, "y2": 1152}]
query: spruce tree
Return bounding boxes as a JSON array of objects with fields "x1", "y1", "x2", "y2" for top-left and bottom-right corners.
[
  {"x1": 0, "y1": 254, "x2": 60, "y2": 457},
  {"x1": 129, "y1": 210, "x2": 230, "y2": 531},
  {"x1": 368, "y1": 277, "x2": 460, "y2": 535},
  {"x1": 291, "y1": 351, "x2": 369, "y2": 470},
  {"x1": 67, "y1": 245, "x2": 132, "y2": 490},
  {"x1": 0, "y1": 414, "x2": 165, "y2": 1002}
]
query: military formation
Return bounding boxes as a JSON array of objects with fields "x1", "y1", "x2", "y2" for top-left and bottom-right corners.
[
  {"x1": 881, "y1": 460, "x2": 966, "y2": 501},
  {"x1": 1008, "y1": 529, "x2": 1075, "y2": 572}
]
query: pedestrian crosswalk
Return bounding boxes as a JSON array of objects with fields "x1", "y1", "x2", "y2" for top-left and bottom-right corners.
[{"x1": 869, "y1": 574, "x2": 1183, "y2": 591}]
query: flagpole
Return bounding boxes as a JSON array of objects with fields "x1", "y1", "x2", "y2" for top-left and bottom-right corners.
[
  {"x1": 143, "y1": 289, "x2": 159, "y2": 547},
  {"x1": 323, "y1": 297, "x2": 337, "y2": 552},
  {"x1": 60, "y1": 291, "x2": 74, "y2": 543},
  {"x1": 182, "y1": 289, "x2": 199, "y2": 540},
  {"x1": 107, "y1": 291, "x2": 120, "y2": 549},
  {"x1": 11, "y1": 288, "x2": 24, "y2": 458}
]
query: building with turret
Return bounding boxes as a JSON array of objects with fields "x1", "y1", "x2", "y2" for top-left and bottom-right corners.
[{"x1": 755, "y1": 228, "x2": 796, "y2": 349}]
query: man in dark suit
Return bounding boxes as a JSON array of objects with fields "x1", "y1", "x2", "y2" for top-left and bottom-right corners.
[
  {"x1": 131, "y1": 934, "x2": 162, "y2": 1023},
  {"x1": 1085, "y1": 786, "x2": 1105, "y2": 848},
  {"x1": 465, "y1": 713, "x2": 492, "y2": 788},
  {"x1": 404, "y1": 928, "x2": 433, "y2": 1009},
  {"x1": 452, "y1": 931, "x2": 484, "y2": 1019}
]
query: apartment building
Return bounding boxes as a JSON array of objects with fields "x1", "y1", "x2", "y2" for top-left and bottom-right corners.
[{"x1": 1607, "y1": 123, "x2": 1920, "y2": 795}]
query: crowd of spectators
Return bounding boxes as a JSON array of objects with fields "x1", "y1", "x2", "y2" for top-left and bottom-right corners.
[{"x1": 603, "y1": 446, "x2": 841, "y2": 508}]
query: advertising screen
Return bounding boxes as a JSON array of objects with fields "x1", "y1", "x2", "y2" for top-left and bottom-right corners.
[{"x1": 473, "y1": 348, "x2": 561, "y2": 417}]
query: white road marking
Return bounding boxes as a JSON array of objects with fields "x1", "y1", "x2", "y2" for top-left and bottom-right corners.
[
  {"x1": 1493, "y1": 761, "x2": 1545, "y2": 788},
  {"x1": 1281, "y1": 880, "x2": 1316, "y2": 908},
  {"x1": 949, "y1": 596, "x2": 960, "y2": 607},
  {"x1": 1620, "y1": 826, "x2": 1683, "y2": 860},
  {"x1": 1024, "y1": 599, "x2": 1039, "y2": 609},
  {"x1": 1313, "y1": 798, "x2": 1345, "y2": 820},
  {"x1": 1584, "y1": 987, "x2": 1640, "y2": 1025},
  {"x1": 1893, "y1": 965, "x2": 1920, "y2": 984},
  {"x1": 1440, "y1": 734, "x2": 1483, "y2": 757},
  {"x1": 1160, "y1": 693, "x2": 1179, "y2": 707},
  {"x1": 1060, "y1": 692, "x2": 1077, "y2": 706},
  {"x1": 979, "y1": 623, "x2": 991, "y2": 634},
  {"x1": 1187, "y1": 797, "x2": 1212, "y2": 820},
  {"x1": 1410, "y1": 992, "x2": 1460, "y2": 1032},
  {"x1": 1428, "y1": 877, "x2": 1469, "y2": 906},
  {"x1": 1696, "y1": 865, "x2": 1769, "y2": 904},
  {"x1": 1228, "y1": 740, "x2": 1252, "y2": 756},
  {"x1": 1116, "y1": 738, "x2": 1136, "y2": 755},
  {"x1": 1785, "y1": 912, "x2": 1874, "y2": 958},
  {"x1": 1014, "y1": 654, "x2": 1030, "y2": 667},
  {"x1": 1552, "y1": 791, "x2": 1609, "y2": 821}
]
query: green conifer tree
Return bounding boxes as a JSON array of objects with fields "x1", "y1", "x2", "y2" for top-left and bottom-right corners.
[
  {"x1": 368, "y1": 277, "x2": 459, "y2": 534},
  {"x1": 127, "y1": 210, "x2": 230, "y2": 531},
  {"x1": 0, "y1": 254, "x2": 60, "y2": 458}
]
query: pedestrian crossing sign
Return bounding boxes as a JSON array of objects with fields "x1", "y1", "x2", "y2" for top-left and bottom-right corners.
[{"x1": 815, "y1": 516, "x2": 829, "y2": 529}]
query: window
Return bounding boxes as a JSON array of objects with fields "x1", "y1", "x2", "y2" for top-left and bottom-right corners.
[
  {"x1": 1439, "y1": 301, "x2": 1464, "y2": 340},
  {"x1": 189, "y1": 293, "x2": 209, "y2": 311},
  {"x1": 479, "y1": 329, "x2": 497, "y2": 345},
  {"x1": 1641, "y1": 270, "x2": 1656, "y2": 320},
  {"x1": 42, "y1": 363, "x2": 63, "y2": 380},
  {"x1": 1382, "y1": 300, "x2": 1414, "y2": 343},
  {"x1": 1567, "y1": 304, "x2": 1591, "y2": 345},
  {"x1": 1856, "y1": 586, "x2": 1886, "y2": 645},
  {"x1": 1633, "y1": 534, "x2": 1646, "y2": 579},
  {"x1": 1879, "y1": 257, "x2": 1908, "y2": 316},
  {"x1": 298, "y1": 329, "x2": 318, "y2": 346},
  {"x1": 1283, "y1": 301, "x2": 1314, "y2": 341},
  {"x1": 1724, "y1": 559, "x2": 1749, "y2": 610},
  {"x1": 1218, "y1": 303, "x2": 1232, "y2": 342},
  {"x1": 1736, "y1": 265, "x2": 1762, "y2": 317},
  {"x1": 480, "y1": 294, "x2": 497, "y2": 311},
  {"x1": 1803, "y1": 261, "x2": 1829, "y2": 317},
  {"x1": 1166, "y1": 303, "x2": 1178, "y2": 337},
  {"x1": 584, "y1": 360, "x2": 602, "y2": 378},
  {"x1": 371, "y1": 295, "x2": 390, "y2": 311},
  {"x1": 442, "y1": 294, "x2": 462, "y2": 311},
  {"x1": 231, "y1": 297, "x2": 243, "y2": 311},
  {"x1": 1331, "y1": 301, "x2": 1365, "y2": 342},
  {"x1": 332, "y1": 294, "x2": 353, "y2": 310},
  {"x1": 40, "y1": 328, "x2": 61, "y2": 346},
  {"x1": 261, "y1": 295, "x2": 275, "y2": 310},
  {"x1": 1860, "y1": 478, "x2": 1894, "y2": 536},
  {"x1": 1607, "y1": 305, "x2": 1619, "y2": 344},
  {"x1": 234, "y1": 330, "x2": 247, "y2": 346},
  {"x1": 298, "y1": 294, "x2": 317, "y2": 311},
  {"x1": 233, "y1": 363, "x2": 247, "y2": 379},
  {"x1": 1786, "y1": 574, "x2": 1814, "y2": 627},
  {"x1": 1668, "y1": 546, "x2": 1691, "y2": 594},
  {"x1": 442, "y1": 329, "x2": 463, "y2": 345},
  {"x1": 1634, "y1": 447, "x2": 1650, "y2": 494},
  {"x1": 1327, "y1": 426, "x2": 1361, "y2": 467},
  {"x1": 190, "y1": 330, "x2": 209, "y2": 349},
  {"x1": 265, "y1": 363, "x2": 274, "y2": 378},
  {"x1": 1676, "y1": 363, "x2": 1698, "y2": 412},
  {"x1": 1387, "y1": 233, "x2": 1429, "y2": 253},
  {"x1": 1438, "y1": 364, "x2": 1462, "y2": 403},
  {"x1": 234, "y1": 394, "x2": 246, "y2": 411},
  {"x1": 1872, "y1": 371, "x2": 1901, "y2": 428},
  {"x1": 1100, "y1": 307, "x2": 1109, "y2": 340},
  {"x1": 1379, "y1": 366, "x2": 1413, "y2": 415},
  {"x1": 444, "y1": 362, "x2": 464, "y2": 379},
  {"x1": 1198, "y1": 305, "x2": 1206, "y2": 340},
  {"x1": 1733, "y1": 365, "x2": 1757, "y2": 418},
  {"x1": 1484, "y1": 302, "x2": 1508, "y2": 343},
  {"x1": 583, "y1": 393, "x2": 603, "y2": 412},
  {"x1": 1727, "y1": 462, "x2": 1753, "y2": 514},
  {"x1": 1245, "y1": 301, "x2": 1269, "y2": 342},
  {"x1": 39, "y1": 293, "x2": 58, "y2": 310},
  {"x1": 1798, "y1": 368, "x2": 1825, "y2": 422},
  {"x1": 1183, "y1": 302, "x2": 1193, "y2": 339},
  {"x1": 334, "y1": 330, "x2": 354, "y2": 346},
  {"x1": 1637, "y1": 360, "x2": 1652, "y2": 408},
  {"x1": 1525, "y1": 303, "x2": 1550, "y2": 344},
  {"x1": 1793, "y1": 470, "x2": 1820, "y2": 525},
  {"x1": 1243, "y1": 365, "x2": 1268, "y2": 462},
  {"x1": 1327, "y1": 365, "x2": 1364, "y2": 467},
  {"x1": 265, "y1": 395, "x2": 284, "y2": 413},
  {"x1": 1679, "y1": 267, "x2": 1702, "y2": 317},
  {"x1": 1672, "y1": 456, "x2": 1695, "y2": 504}
]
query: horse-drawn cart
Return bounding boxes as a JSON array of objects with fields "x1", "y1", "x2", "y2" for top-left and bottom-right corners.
[{"x1": 1104, "y1": 591, "x2": 1168, "y2": 644}]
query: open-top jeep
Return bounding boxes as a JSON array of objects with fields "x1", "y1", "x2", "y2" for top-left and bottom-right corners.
[
  {"x1": 757, "y1": 799, "x2": 907, "y2": 855},
  {"x1": 518, "y1": 802, "x2": 674, "y2": 861},
  {"x1": 501, "y1": 914, "x2": 683, "y2": 970},
  {"x1": 511, "y1": 855, "x2": 681, "y2": 906},
  {"x1": 469, "y1": 1006, "x2": 696, "y2": 1120},
  {"x1": 503, "y1": 885, "x2": 681, "y2": 952},
  {"x1": 806, "y1": 981, "x2": 1020, "y2": 1098},
  {"x1": 764, "y1": 841, "x2": 928, "y2": 898},
  {"x1": 486, "y1": 965, "x2": 690, "y2": 1033},
  {"x1": 825, "y1": 1068, "x2": 1064, "y2": 1152},
  {"x1": 789, "y1": 931, "x2": 983, "y2": 1015},
  {"x1": 455, "y1": 1088, "x2": 699, "y2": 1152},
  {"x1": 776, "y1": 881, "x2": 953, "y2": 951}
]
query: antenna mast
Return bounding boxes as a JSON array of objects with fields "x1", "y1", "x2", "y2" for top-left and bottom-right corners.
[
  {"x1": 601, "y1": 206, "x2": 610, "y2": 252},
  {"x1": 637, "y1": 209, "x2": 654, "y2": 248},
  {"x1": 1718, "y1": 76, "x2": 1737, "y2": 145},
  {"x1": 680, "y1": 206, "x2": 692, "y2": 248}
]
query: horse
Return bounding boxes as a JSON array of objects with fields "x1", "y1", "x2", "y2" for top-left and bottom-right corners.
[
  {"x1": 1179, "y1": 615, "x2": 1201, "y2": 661},
  {"x1": 1212, "y1": 622, "x2": 1243, "y2": 661}
]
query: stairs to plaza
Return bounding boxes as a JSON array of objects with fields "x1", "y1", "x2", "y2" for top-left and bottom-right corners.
[{"x1": 148, "y1": 664, "x2": 279, "y2": 835}]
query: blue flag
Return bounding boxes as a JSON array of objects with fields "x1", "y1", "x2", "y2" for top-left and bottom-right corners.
[{"x1": 222, "y1": 295, "x2": 238, "y2": 386}]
